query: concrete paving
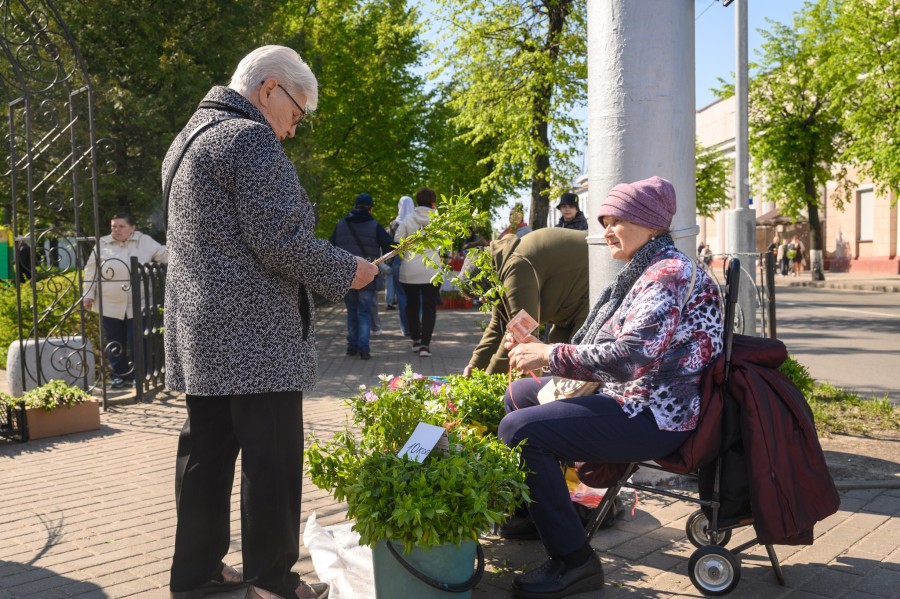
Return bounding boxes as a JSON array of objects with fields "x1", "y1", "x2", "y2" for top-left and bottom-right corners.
[{"x1": 1, "y1": 296, "x2": 899, "y2": 599}]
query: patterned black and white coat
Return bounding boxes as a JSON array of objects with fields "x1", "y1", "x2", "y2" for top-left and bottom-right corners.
[{"x1": 162, "y1": 86, "x2": 357, "y2": 396}]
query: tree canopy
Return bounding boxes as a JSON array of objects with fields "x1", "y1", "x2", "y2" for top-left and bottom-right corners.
[
  {"x1": 431, "y1": 0, "x2": 587, "y2": 230},
  {"x1": 746, "y1": 0, "x2": 849, "y2": 280},
  {"x1": 832, "y1": 0, "x2": 900, "y2": 201},
  {"x1": 695, "y1": 139, "x2": 732, "y2": 219}
]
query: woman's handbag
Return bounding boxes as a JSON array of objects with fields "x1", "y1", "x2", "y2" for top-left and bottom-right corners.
[{"x1": 536, "y1": 377, "x2": 600, "y2": 404}]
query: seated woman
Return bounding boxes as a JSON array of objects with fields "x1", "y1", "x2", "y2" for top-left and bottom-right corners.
[{"x1": 498, "y1": 176, "x2": 724, "y2": 599}]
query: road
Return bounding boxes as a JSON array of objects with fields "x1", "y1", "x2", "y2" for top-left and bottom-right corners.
[{"x1": 770, "y1": 286, "x2": 900, "y2": 404}]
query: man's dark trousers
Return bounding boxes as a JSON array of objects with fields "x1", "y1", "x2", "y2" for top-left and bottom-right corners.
[{"x1": 170, "y1": 391, "x2": 304, "y2": 597}]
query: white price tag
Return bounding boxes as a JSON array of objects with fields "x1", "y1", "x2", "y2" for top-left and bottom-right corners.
[{"x1": 398, "y1": 422, "x2": 448, "y2": 463}]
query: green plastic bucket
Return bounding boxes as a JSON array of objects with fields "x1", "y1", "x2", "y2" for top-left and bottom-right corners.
[{"x1": 372, "y1": 538, "x2": 484, "y2": 598}]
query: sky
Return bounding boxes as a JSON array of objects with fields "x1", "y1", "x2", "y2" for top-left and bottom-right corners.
[{"x1": 695, "y1": 0, "x2": 805, "y2": 109}]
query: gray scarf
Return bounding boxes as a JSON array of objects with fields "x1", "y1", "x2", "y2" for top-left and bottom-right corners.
[{"x1": 572, "y1": 234, "x2": 674, "y2": 345}]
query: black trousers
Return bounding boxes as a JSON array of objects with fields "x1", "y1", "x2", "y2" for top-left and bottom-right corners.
[
  {"x1": 402, "y1": 282, "x2": 440, "y2": 346},
  {"x1": 170, "y1": 392, "x2": 304, "y2": 596}
]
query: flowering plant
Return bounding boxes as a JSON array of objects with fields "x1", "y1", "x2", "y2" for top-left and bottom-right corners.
[{"x1": 306, "y1": 366, "x2": 528, "y2": 553}]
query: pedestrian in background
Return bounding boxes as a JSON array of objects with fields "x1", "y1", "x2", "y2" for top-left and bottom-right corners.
[
  {"x1": 395, "y1": 187, "x2": 441, "y2": 357},
  {"x1": 499, "y1": 202, "x2": 532, "y2": 239},
  {"x1": 82, "y1": 213, "x2": 168, "y2": 389},
  {"x1": 555, "y1": 192, "x2": 588, "y2": 231},
  {"x1": 387, "y1": 195, "x2": 415, "y2": 335},
  {"x1": 330, "y1": 192, "x2": 394, "y2": 360},
  {"x1": 163, "y1": 45, "x2": 376, "y2": 599},
  {"x1": 788, "y1": 235, "x2": 805, "y2": 277}
]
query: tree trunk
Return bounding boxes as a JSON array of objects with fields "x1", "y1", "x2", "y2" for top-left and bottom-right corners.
[
  {"x1": 529, "y1": 0, "x2": 572, "y2": 231},
  {"x1": 804, "y1": 176, "x2": 826, "y2": 281}
]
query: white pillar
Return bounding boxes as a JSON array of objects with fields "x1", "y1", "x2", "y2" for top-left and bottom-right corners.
[{"x1": 586, "y1": 0, "x2": 698, "y2": 301}]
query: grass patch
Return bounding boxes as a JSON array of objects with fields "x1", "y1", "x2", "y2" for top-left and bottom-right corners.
[
  {"x1": 808, "y1": 382, "x2": 900, "y2": 437},
  {"x1": 780, "y1": 355, "x2": 900, "y2": 437}
]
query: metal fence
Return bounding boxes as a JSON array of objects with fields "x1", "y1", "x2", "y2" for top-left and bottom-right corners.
[
  {"x1": 703, "y1": 252, "x2": 776, "y2": 339},
  {"x1": 129, "y1": 257, "x2": 166, "y2": 402}
]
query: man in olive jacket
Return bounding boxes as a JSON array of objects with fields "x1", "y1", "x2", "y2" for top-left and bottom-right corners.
[{"x1": 462, "y1": 228, "x2": 589, "y2": 376}]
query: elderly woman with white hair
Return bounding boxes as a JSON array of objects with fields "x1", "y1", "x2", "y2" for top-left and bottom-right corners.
[
  {"x1": 498, "y1": 176, "x2": 724, "y2": 599},
  {"x1": 164, "y1": 45, "x2": 376, "y2": 599}
]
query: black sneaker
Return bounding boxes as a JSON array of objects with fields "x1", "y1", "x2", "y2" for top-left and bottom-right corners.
[
  {"x1": 512, "y1": 552, "x2": 604, "y2": 598},
  {"x1": 360, "y1": 352, "x2": 371, "y2": 360},
  {"x1": 346, "y1": 349, "x2": 358, "y2": 356}
]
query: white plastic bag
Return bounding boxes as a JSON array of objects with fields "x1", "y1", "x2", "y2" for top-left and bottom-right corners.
[{"x1": 303, "y1": 511, "x2": 375, "y2": 599}]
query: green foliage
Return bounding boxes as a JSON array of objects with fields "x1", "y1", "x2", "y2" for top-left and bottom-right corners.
[
  {"x1": 695, "y1": 139, "x2": 732, "y2": 218},
  {"x1": 0, "y1": 275, "x2": 100, "y2": 365},
  {"x1": 832, "y1": 0, "x2": 900, "y2": 202},
  {"x1": 18, "y1": 380, "x2": 91, "y2": 413},
  {"x1": 306, "y1": 366, "x2": 529, "y2": 552},
  {"x1": 778, "y1": 355, "x2": 899, "y2": 436},
  {"x1": 808, "y1": 383, "x2": 900, "y2": 436},
  {"x1": 55, "y1": 0, "x2": 283, "y2": 233},
  {"x1": 748, "y1": 2, "x2": 848, "y2": 261},
  {"x1": 432, "y1": 0, "x2": 587, "y2": 228},
  {"x1": 280, "y1": 0, "x2": 434, "y2": 237},
  {"x1": 778, "y1": 355, "x2": 816, "y2": 398},
  {"x1": 443, "y1": 370, "x2": 509, "y2": 435}
]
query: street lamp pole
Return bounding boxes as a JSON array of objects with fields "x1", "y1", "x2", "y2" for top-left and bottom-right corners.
[{"x1": 725, "y1": 0, "x2": 758, "y2": 334}]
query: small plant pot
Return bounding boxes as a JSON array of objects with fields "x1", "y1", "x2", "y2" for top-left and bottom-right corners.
[{"x1": 20, "y1": 401, "x2": 101, "y2": 441}]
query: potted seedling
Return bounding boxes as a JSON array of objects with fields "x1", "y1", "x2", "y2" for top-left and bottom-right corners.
[
  {"x1": 306, "y1": 367, "x2": 529, "y2": 598},
  {"x1": 0, "y1": 379, "x2": 100, "y2": 441}
]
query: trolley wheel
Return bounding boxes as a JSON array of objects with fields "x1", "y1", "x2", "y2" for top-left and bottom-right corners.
[
  {"x1": 686, "y1": 510, "x2": 732, "y2": 549},
  {"x1": 688, "y1": 546, "x2": 741, "y2": 596}
]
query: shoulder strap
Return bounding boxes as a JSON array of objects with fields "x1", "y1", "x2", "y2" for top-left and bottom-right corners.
[
  {"x1": 163, "y1": 115, "x2": 240, "y2": 233},
  {"x1": 682, "y1": 259, "x2": 697, "y2": 310}
]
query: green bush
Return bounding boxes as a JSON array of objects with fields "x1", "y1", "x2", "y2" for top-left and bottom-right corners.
[
  {"x1": 21, "y1": 379, "x2": 91, "y2": 412},
  {"x1": 0, "y1": 273, "x2": 101, "y2": 365},
  {"x1": 778, "y1": 355, "x2": 816, "y2": 398}
]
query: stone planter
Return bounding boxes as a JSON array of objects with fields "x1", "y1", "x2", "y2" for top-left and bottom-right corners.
[{"x1": 18, "y1": 401, "x2": 101, "y2": 441}]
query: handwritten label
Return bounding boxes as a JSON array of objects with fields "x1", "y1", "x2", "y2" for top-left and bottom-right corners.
[{"x1": 398, "y1": 422, "x2": 448, "y2": 463}]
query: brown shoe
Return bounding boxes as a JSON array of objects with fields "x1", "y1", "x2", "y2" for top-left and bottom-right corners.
[{"x1": 245, "y1": 580, "x2": 329, "y2": 599}]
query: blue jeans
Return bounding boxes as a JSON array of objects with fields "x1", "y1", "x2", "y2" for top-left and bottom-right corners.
[
  {"x1": 498, "y1": 376, "x2": 691, "y2": 557},
  {"x1": 344, "y1": 289, "x2": 375, "y2": 353},
  {"x1": 392, "y1": 256, "x2": 409, "y2": 335}
]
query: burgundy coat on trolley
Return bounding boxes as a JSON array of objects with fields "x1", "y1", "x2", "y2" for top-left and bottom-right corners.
[{"x1": 665, "y1": 334, "x2": 840, "y2": 545}]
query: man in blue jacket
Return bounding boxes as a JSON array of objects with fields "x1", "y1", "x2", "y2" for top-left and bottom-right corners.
[{"x1": 330, "y1": 193, "x2": 395, "y2": 359}]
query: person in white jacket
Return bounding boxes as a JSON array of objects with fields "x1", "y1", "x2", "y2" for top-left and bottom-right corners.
[
  {"x1": 82, "y1": 213, "x2": 168, "y2": 388},
  {"x1": 393, "y1": 187, "x2": 441, "y2": 357}
]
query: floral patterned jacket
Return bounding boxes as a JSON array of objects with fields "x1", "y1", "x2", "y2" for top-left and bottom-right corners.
[{"x1": 550, "y1": 247, "x2": 724, "y2": 431}]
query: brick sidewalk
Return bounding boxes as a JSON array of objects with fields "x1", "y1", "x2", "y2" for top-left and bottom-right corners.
[{"x1": 1, "y1": 303, "x2": 899, "y2": 598}]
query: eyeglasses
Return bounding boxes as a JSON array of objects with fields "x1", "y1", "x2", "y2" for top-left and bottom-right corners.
[{"x1": 277, "y1": 83, "x2": 306, "y2": 126}]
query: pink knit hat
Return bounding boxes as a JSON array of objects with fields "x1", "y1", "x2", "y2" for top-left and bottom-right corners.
[{"x1": 598, "y1": 176, "x2": 677, "y2": 231}]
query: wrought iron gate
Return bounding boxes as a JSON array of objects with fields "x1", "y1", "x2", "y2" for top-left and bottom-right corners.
[{"x1": 0, "y1": 0, "x2": 109, "y2": 416}]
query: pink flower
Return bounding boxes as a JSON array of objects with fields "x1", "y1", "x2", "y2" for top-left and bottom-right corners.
[
  {"x1": 365, "y1": 391, "x2": 378, "y2": 402},
  {"x1": 446, "y1": 400, "x2": 458, "y2": 414}
]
